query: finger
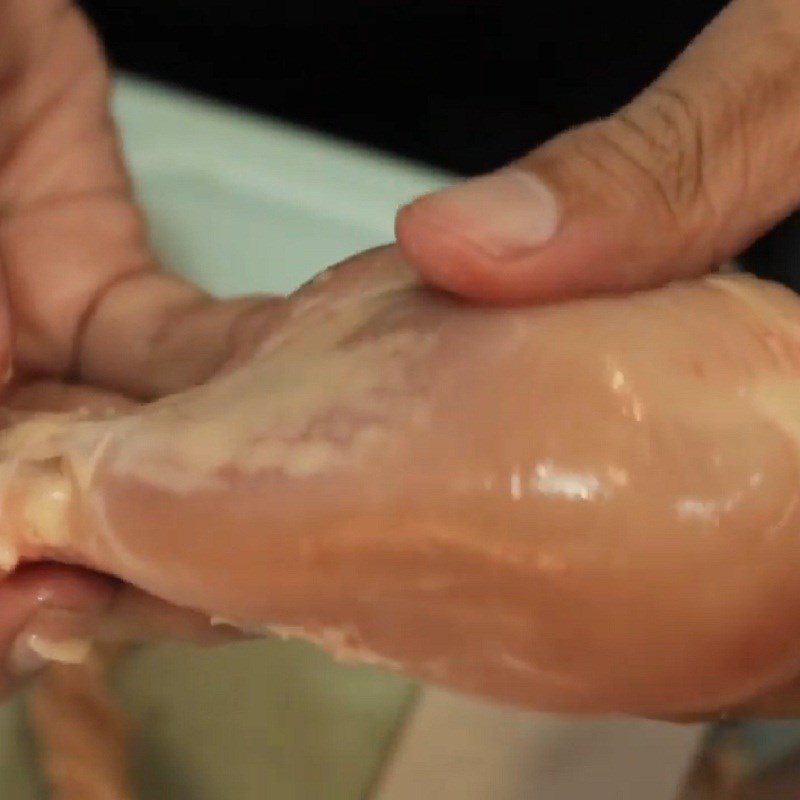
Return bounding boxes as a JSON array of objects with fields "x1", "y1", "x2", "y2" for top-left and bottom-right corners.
[
  {"x1": 0, "y1": 564, "x2": 238, "y2": 697},
  {"x1": 0, "y1": 2, "x2": 290, "y2": 399},
  {"x1": 76, "y1": 276, "x2": 288, "y2": 399},
  {"x1": 0, "y1": 0, "x2": 162, "y2": 377},
  {"x1": 28, "y1": 644, "x2": 134, "y2": 800},
  {"x1": 396, "y1": 0, "x2": 800, "y2": 301},
  {"x1": 0, "y1": 563, "x2": 117, "y2": 694}
]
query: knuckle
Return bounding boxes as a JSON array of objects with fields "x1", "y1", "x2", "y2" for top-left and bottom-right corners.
[
  {"x1": 601, "y1": 86, "x2": 727, "y2": 231},
  {"x1": 641, "y1": 88, "x2": 712, "y2": 203},
  {"x1": 612, "y1": 88, "x2": 712, "y2": 225},
  {"x1": 532, "y1": 72, "x2": 751, "y2": 259}
]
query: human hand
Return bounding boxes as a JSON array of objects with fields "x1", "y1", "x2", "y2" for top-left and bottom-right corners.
[
  {"x1": 0, "y1": 0, "x2": 265, "y2": 693},
  {"x1": 396, "y1": 0, "x2": 800, "y2": 303}
]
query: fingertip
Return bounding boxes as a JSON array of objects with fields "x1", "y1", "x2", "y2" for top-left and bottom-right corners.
[
  {"x1": 396, "y1": 168, "x2": 619, "y2": 303},
  {"x1": 0, "y1": 565, "x2": 117, "y2": 689},
  {"x1": 397, "y1": 195, "x2": 626, "y2": 303},
  {"x1": 9, "y1": 564, "x2": 118, "y2": 611},
  {"x1": 395, "y1": 201, "x2": 510, "y2": 300}
]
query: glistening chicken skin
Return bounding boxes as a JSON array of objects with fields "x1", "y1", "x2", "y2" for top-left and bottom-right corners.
[{"x1": 1, "y1": 247, "x2": 799, "y2": 717}]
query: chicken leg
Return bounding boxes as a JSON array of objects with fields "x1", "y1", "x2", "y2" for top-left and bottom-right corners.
[{"x1": 1, "y1": 246, "x2": 799, "y2": 717}]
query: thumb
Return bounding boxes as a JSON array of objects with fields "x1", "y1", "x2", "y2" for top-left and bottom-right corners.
[{"x1": 396, "y1": 0, "x2": 800, "y2": 301}]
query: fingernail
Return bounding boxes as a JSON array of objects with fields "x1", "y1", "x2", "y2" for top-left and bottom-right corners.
[
  {"x1": 408, "y1": 168, "x2": 561, "y2": 258},
  {"x1": 10, "y1": 632, "x2": 93, "y2": 677},
  {"x1": 8, "y1": 609, "x2": 96, "y2": 679},
  {"x1": 9, "y1": 633, "x2": 50, "y2": 678}
]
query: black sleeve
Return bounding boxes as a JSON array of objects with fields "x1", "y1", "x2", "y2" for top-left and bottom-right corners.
[{"x1": 740, "y1": 215, "x2": 800, "y2": 292}]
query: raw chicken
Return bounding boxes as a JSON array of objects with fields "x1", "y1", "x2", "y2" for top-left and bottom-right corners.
[{"x1": 2, "y1": 246, "x2": 800, "y2": 717}]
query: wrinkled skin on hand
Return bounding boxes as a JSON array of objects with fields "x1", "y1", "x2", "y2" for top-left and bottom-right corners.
[{"x1": 2, "y1": 245, "x2": 800, "y2": 719}]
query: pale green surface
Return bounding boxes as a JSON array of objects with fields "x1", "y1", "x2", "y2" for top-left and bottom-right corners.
[
  {"x1": 114, "y1": 76, "x2": 450, "y2": 296},
  {"x1": 120, "y1": 641, "x2": 415, "y2": 800},
  {"x1": 0, "y1": 75, "x2": 450, "y2": 799}
]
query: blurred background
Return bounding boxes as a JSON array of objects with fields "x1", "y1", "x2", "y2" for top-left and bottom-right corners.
[
  {"x1": 78, "y1": 0, "x2": 800, "y2": 288},
  {"x1": 80, "y1": 1, "x2": 722, "y2": 174}
]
